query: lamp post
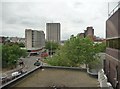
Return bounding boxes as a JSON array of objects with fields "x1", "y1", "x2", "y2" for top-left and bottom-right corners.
[{"x1": 51, "y1": 40, "x2": 52, "y2": 57}]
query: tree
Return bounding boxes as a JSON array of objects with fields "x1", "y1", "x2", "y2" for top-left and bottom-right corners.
[
  {"x1": 94, "y1": 42, "x2": 106, "y2": 52},
  {"x1": 45, "y1": 36, "x2": 106, "y2": 68},
  {"x1": 45, "y1": 41, "x2": 60, "y2": 55},
  {"x1": 2, "y1": 44, "x2": 27, "y2": 68},
  {"x1": 45, "y1": 41, "x2": 59, "y2": 50},
  {"x1": 18, "y1": 43, "x2": 25, "y2": 47}
]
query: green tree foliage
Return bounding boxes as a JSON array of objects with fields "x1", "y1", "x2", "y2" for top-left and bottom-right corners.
[
  {"x1": 45, "y1": 36, "x2": 106, "y2": 67},
  {"x1": 4, "y1": 42, "x2": 25, "y2": 47},
  {"x1": 2, "y1": 44, "x2": 27, "y2": 68},
  {"x1": 94, "y1": 42, "x2": 106, "y2": 52},
  {"x1": 18, "y1": 43, "x2": 25, "y2": 47},
  {"x1": 45, "y1": 41, "x2": 59, "y2": 51}
]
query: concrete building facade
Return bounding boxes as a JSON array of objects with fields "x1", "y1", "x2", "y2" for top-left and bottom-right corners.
[
  {"x1": 77, "y1": 26, "x2": 94, "y2": 41},
  {"x1": 104, "y1": 6, "x2": 120, "y2": 89},
  {"x1": 25, "y1": 29, "x2": 45, "y2": 50},
  {"x1": 46, "y1": 23, "x2": 60, "y2": 43},
  {"x1": 84, "y1": 27, "x2": 94, "y2": 41}
]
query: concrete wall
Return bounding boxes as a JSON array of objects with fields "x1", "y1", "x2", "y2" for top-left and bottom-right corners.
[
  {"x1": 105, "y1": 8, "x2": 120, "y2": 89},
  {"x1": 106, "y1": 8, "x2": 120, "y2": 38},
  {"x1": 106, "y1": 48, "x2": 119, "y2": 60},
  {"x1": 25, "y1": 29, "x2": 32, "y2": 49},
  {"x1": 46, "y1": 23, "x2": 60, "y2": 43},
  {"x1": 25, "y1": 29, "x2": 45, "y2": 50},
  {"x1": 86, "y1": 27, "x2": 94, "y2": 36},
  {"x1": 118, "y1": 7, "x2": 120, "y2": 37},
  {"x1": 105, "y1": 54, "x2": 119, "y2": 88}
]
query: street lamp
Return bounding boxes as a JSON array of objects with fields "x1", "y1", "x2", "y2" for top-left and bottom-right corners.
[{"x1": 51, "y1": 40, "x2": 52, "y2": 57}]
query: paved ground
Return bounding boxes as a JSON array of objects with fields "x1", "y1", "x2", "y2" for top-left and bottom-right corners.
[
  {"x1": 22, "y1": 56, "x2": 48, "y2": 71},
  {"x1": 22, "y1": 56, "x2": 39, "y2": 71},
  {"x1": 1, "y1": 56, "x2": 44, "y2": 75},
  {"x1": 0, "y1": 56, "x2": 46, "y2": 86}
]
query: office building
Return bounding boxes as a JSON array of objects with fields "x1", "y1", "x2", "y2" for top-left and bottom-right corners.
[
  {"x1": 104, "y1": 5, "x2": 120, "y2": 89},
  {"x1": 25, "y1": 29, "x2": 45, "y2": 51},
  {"x1": 46, "y1": 23, "x2": 60, "y2": 43},
  {"x1": 84, "y1": 27, "x2": 94, "y2": 40},
  {"x1": 77, "y1": 27, "x2": 94, "y2": 41}
]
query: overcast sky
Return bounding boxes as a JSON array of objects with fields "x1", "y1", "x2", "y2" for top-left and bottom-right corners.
[{"x1": 1, "y1": 0, "x2": 119, "y2": 40}]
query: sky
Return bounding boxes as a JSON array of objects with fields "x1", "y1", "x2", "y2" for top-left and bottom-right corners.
[{"x1": 0, "y1": 0, "x2": 119, "y2": 40}]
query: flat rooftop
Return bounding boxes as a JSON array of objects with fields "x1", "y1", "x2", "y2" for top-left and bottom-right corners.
[{"x1": 12, "y1": 67, "x2": 98, "y2": 88}]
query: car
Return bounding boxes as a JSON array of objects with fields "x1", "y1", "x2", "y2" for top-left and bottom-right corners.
[{"x1": 11, "y1": 71, "x2": 21, "y2": 77}]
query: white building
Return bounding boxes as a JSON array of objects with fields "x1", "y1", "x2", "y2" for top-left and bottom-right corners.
[{"x1": 25, "y1": 29, "x2": 45, "y2": 51}]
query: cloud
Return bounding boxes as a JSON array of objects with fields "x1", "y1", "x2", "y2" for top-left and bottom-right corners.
[
  {"x1": 71, "y1": 19, "x2": 84, "y2": 24},
  {"x1": 1, "y1": 0, "x2": 118, "y2": 40},
  {"x1": 73, "y1": 2, "x2": 83, "y2": 8}
]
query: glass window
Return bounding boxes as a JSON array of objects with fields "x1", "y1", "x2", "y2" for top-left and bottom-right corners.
[
  {"x1": 107, "y1": 38, "x2": 120, "y2": 50},
  {"x1": 118, "y1": 38, "x2": 120, "y2": 50}
]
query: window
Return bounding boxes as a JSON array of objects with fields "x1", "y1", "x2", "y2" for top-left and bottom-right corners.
[{"x1": 106, "y1": 38, "x2": 120, "y2": 50}]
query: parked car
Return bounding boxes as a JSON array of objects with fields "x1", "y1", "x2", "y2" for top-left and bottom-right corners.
[{"x1": 11, "y1": 71, "x2": 21, "y2": 77}]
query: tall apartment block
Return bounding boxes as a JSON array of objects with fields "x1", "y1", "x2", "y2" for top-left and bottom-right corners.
[
  {"x1": 77, "y1": 27, "x2": 94, "y2": 41},
  {"x1": 25, "y1": 29, "x2": 45, "y2": 51},
  {"x1": 104, "y1": 5, "x2": 120, "y2": 89},
  {"x1": 46, "y1": 23, "x2": 60, "y2": 43},
  {"x1": 84, "y1": 27, "x2": 94, "y2": 38}
]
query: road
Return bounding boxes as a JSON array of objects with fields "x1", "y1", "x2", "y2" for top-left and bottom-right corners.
[
  {"x1": 22, "y1": 56, "x2": 38, "y2": 71},
  {"x1": 0, "y1": 56, "x2": 48, "y2": 86},
  {"x1": 22, "y1": 56, "x2": 48, "y2": 71}
]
